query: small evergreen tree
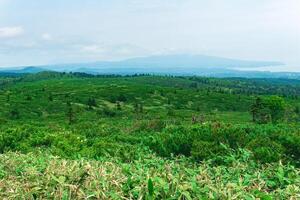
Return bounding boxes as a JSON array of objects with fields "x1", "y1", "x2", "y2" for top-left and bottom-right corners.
[
  {"x1": 250, "y1": 96, "x2": 285, "y2": 124},
  {"x1": 117, "y1": 94, "x2": 127, "y2": 102},
  {"x1": 295, "y1": 106, "x2": 300, "y2": 115},
  {"x1": 116, "y1": 102, "x2": 122, "y2": 110},
  {"x1": 66, "y1": 101, "x2": 75, "y2": 124},
  {"x1": 167, "y1": 98, "x2": 171, "y2": 105},
  {"x1": 139, "y1": 103, "x2": 144, "y2": 113},
  {"x1": 265, "y1": 96, "x2": 286, "y2": 123},
  {"x1": 87, "y1": 97, "x2": 97, "y2": 110},
  {"x1": 26, "y1": 95, "x2": 32, "y2": 101},
  {"x1": 9, "y1": 108, "x2": 20, "y2": 119},
  {"x1": 6, "y1": 93, "x2": 10, "y2": 102},
  {"x1": 134, "y1": 102, "x2": 139, "y2": 113},
  {"x1": 48, "y1": 93, "x2": 53, "y2": 101}
]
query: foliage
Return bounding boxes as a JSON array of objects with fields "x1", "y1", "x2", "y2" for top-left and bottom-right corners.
[
  {"x1": 145, "y1": 123, "x2": 300, "y2": 165},
  {"x1": 0, "y1": 72, "x2": 299, "y2": 198},
  {"x1": 250, "y1": 96, "x2": 286, "y2": 124},
  {"x1": 0, "y1": 151, "x2": 299, "y2": 199}
]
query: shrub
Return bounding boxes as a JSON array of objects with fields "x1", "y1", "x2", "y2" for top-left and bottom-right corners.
[
  {"x1": 246, "y1": 138, "x2": 284, "y2": 163},
  {"x1": 130, "y1": 120, "x2": 165, "y2": 132},
  {"x1": 100, "y1": 107, "x2": 117, "y2": 117},
  {"x1": 191, "y1": 140, "x2": 217, "y2": 161},
  {"x1": 145, "y1": 123, "x2": 299, "y2": 165},
  {"x1": 86, "y1": 140, "x2": 143, "y2": 162}
]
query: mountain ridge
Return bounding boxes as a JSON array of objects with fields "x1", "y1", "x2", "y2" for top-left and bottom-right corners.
[{"x1": 1, "y1": 54, "x2": 297, "y2": 79}]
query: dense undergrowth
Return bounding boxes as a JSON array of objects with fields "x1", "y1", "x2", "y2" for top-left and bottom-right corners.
[
  {"x1": 0, "y1": 150, "x2": 299, "y2": 199},
  {"x1": 0, "y1": 123, "x2": 299, "y2": 166}
]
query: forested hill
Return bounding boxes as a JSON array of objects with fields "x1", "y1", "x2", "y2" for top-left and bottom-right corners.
[{"x1": 1, "y1": 71, "x2": 300, "y2": 97}]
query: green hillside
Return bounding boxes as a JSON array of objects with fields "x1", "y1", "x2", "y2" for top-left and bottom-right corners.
[{"x1": 0, "y1": 72, "x2": 299, "y2": 199}]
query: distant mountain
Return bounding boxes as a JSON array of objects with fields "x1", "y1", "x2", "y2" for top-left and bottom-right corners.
[
  {"x1": 42, "y1": 54, "x2": 283, "y2": 71},
  {"x1": 1, "y1": 54, "x2": 298, "y2": 79},
  {"x1": 0, "y1": 66, "x2": 47, "y2": 74},
  {"x1": 107, "y1": 54, "x2": 283, "y2": 69}
]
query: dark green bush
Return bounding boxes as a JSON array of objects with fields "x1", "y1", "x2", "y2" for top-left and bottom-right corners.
[
  {"x1": 145, "y1": 123, "x2": 299, "y2": 164},
  {"x1": 85, "y1": 140, "x2": 144, "y2": 162},
  {"x1": 246, "y1": 138, "x2": 284, "y2": 163},
  {"x1": 131, "y1": 120, "x2": 165, "y2": 132},
  {"x1": 191, "y1": 140, "x2": 217, "y2": 161},
  {"x1": 0, "y1": 122, "x2": 298, "y2": 165}
]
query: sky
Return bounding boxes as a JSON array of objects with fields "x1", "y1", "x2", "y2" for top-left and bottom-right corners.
[{"x1": 0, "y1": 0, "x2": 299, "y2": 71}]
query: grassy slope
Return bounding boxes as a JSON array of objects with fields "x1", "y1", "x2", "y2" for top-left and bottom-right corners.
[{"x1": 0, "y1": 75, "x2": 258, "y2": 125}]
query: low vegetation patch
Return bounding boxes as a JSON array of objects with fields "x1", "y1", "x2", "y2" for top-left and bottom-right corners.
[{"x1": 0, "y1": 151, "x2": 299, "y2": 199}]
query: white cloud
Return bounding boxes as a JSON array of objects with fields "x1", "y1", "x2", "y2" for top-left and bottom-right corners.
[
  {"x1": 81, "y1": 45, "x2": 105, "y2": 53},
  {"x1": 0, "y1": 26, "x2": 24, "y2": 38},
  {"x1": 41, "y1": 33, "x2": 52, "y2": 40}
]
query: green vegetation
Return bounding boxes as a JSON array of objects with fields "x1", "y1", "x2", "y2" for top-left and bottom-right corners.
[
  {"x1": 0, "y1": 151, "x2": 299, "y2": 199},
  {"x1": 0, "y1": 72, "x2": 299, "y2": 199}
]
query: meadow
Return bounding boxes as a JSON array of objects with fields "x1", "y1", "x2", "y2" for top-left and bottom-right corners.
[{"x1": 0, "y1": 72, "x2": 299, "y2": 199}]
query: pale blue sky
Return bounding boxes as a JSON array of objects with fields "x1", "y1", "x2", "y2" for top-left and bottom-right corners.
[{"x1": 0, "y1": 0, "x2": 299, "y2": 71}]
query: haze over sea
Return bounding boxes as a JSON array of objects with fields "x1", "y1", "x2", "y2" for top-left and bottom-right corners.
[{"x1": 237, "y1": 66, "x2": 300, "y2": 73}]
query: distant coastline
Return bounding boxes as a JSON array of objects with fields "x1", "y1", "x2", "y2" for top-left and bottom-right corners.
[{"x1": 234, "y1": 65, "x2": 300, "y2": 73}]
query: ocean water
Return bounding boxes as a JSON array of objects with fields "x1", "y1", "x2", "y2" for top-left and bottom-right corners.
[{"x1": 235, "y1": 65, "x2": 300, "y2": 73}]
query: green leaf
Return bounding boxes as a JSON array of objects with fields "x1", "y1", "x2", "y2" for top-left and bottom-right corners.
[
  {"x1": 180, "y1": 191, "x2": 192, "y2": 200},
  {"x1": 148, "y1": 178, "x2": 154, "y2": 197},
  {"x1": 52, "y1": 175, "x2": 66, "y2": 184}
]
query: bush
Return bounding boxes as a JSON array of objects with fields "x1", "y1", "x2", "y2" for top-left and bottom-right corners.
[
  {"x1": 84, "y1": 140, "x2": 144, "y2": 162},
  {"x1": 191, "y1": 140, "x2": 217, "y2": 161},
  {"x1": 145, "y1": 123, "x2": 299, "y2": 165},
  {"x1": 130, "y1": 120, "x2": 165, "y2": 133},
  {"x1": 246, "y1": 138, "x2": 284, "y2": 163},
  {"x1": 99, "y1": 107, "x2": 117, "y2": 117}
]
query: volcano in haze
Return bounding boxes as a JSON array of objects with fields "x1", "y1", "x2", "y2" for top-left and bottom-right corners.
[
  {"x1": 44, "y1": 54, "x2": 283, "y2": 71},
  {"x1": 0, "y1": 54, "x2": 286, "y2": 77}
]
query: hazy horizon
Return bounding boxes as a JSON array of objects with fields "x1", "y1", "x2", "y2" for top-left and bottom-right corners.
[{"x1": 0, "y1": 0, "x2": 299, "y2": 72}]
